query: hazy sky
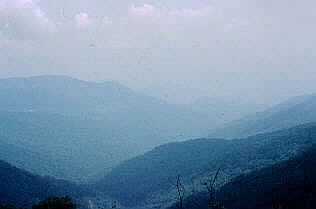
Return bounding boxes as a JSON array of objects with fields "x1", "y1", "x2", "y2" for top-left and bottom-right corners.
[{"x1": 1, "y1": 0, "x2": 316, "y2": 104}]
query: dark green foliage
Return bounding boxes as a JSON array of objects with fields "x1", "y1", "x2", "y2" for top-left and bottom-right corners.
[
  {"x1": 0, "y1": 197, "x2": 76, "y2": 209},
  {"x1": 0, "y1": 160, "x2": 83, "y2": 208},
  {"x1": 32, "y1": 197, "x2": 76, "y2": 209},
  {"x1": 98, "y1": 123, "x2": 316, "y2": 206},
  {"x1": 0, "y1": 205, "x2": 20, "y2": 209},
  {"x1": 169, "y1": 191, "x2": 209, "y2": 209},
  {"x1": 98, "y1": 138, "x2": 232, "y2": 206},
  {"x1": 217, "y1": 146, "x2": 316, "y2": 209},
  {"x1": 169, "y1": 146, "x2": 316, "y2": 209}
]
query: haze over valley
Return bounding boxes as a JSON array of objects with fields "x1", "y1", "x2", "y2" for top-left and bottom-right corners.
[{"x1": 1, "y1": 0, "x2": 316, "y2": 209}]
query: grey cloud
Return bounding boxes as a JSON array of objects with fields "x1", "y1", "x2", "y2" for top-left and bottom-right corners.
[{"x1": 0, "y1": 0, "x2": 316, "y2": 104}]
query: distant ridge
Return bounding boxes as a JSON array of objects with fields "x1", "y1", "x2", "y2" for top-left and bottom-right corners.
[
  {"x1": 210, "y1": 93, "x2": 316, "y2": 138},
  {"x1": 0, "y1": 75, "x2": 215, "y2": 182}
]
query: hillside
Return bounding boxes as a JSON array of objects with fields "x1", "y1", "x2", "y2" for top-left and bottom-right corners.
[
  {"x1": 169, "y1": 145, "x2": 316, "y2": 209},
  {"x1": 0, "y1": 160, "x2": 84, "y2": 208},
  {"x1": 0, "y1": 111, "x2": 141, "y2": 182},
  {"x1": 210, "y1": 94, "x2": 316, "y2": 138},
  {"x1": 0, "y1": 75, "x2": 264, "y2": 182},
  {"x1": 0, "y1": 76, "x2": 213, "y2": 181},
  {"x1": 0, "y1": 75, "x2": 215, "y2": 143},
  {"x1": 97, "y1": 123, "x2": 316, "y2": 207}
]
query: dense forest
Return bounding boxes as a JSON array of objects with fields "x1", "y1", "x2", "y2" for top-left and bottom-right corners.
[
  {"x1": 168, "y1": 145, "x2": 316, "y2": 209},
  {"x1": 1, "y1": 77, "x2": 316, "y2": 209},
  {"x1": 97, "y1": 123, "x2": 316, "y2": 207},
  {"x1": 0, "y1": 160, "x2": 84, "y2": 208},
  {"x1": 1, "y1": 197, "x2": 76, "y2": 209}
]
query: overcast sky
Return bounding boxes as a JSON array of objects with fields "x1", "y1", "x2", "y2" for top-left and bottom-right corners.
[{"x1": 1, "y1": 0, "x2": 316, "y2": 104}]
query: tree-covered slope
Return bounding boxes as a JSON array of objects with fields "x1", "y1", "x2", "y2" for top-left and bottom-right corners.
[
  {"x1": 0, "y1": 111, "x2": 141, "y2": 182},
  {"x1": 0, "y1": 160, "x2": 84, "y2": 208},
  {"x1": 218, "y1": 146, "x2": 316, "y2": 209},
  {"x1": 0, "y1": 75, "x2": 264, "y2": 182},
  {"x1": 169, "y1": 145, "x2": 316, "y2": 209},
  {"x1": 0, "y1": 75, "x2": 234, "y2": 182},
  {"x1": 97, "y1": 123, "x2": 316, "y2": 207}
]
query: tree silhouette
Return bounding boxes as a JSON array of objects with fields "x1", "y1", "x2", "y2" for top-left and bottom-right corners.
[
  {"x1": 176, "y1": 175, "x2": 185, "y2": 209},
  {"x1": 32, "y1": 196, "x2": 76, "y2": 209}
]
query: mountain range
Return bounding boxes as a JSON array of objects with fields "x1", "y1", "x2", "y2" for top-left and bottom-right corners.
[
  {"x1": 168, "y1": 145, "x2": 316, "y2": 209},
  {"x1": 0, "y1": 75, "x2": 261, "y2": 182},
  {"x1": 1, "y1": 75, "x2": 316, "y2": 209},
  {"x1": 97, "y1": 123, "x2": 316, "y2": 207},
  {"x1": 210, "y1": 93, "x2": 316, "y2": 138}
]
